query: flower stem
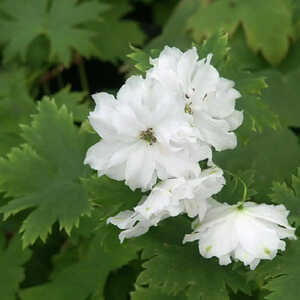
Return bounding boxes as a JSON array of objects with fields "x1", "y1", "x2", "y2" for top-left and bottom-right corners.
[
  {"x1": 224, "y1": 170, "x2": 248, "y2": 202},
  {"x1": 77, "y1": 55, "x2": 89, "y2": 93}
]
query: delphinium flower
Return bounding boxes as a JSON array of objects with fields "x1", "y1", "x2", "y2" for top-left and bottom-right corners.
[
  {"x1": 85, "y1": 75, "x2": 210, "y2": 191},
  {"x1": 183, "y1": 201, "x2": 296, "y2": 269},
  {"x1": 147, "y1": 46, "x2": 243, "y2": 151},
  {"x1": 107, "y1": 166, "x2": 225, "y2": 242}
]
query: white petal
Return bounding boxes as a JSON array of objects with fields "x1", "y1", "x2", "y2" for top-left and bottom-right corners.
[
  {"x1": 104, "y1": 163, "x2": 126, "y2": 181},
  {"x1": 183, "y1": 197, "x2": 209, "y2": 219},
  {"x1": 154, "y1": 146, "x2": 200, "y2": 179},
  {"x1": 225, "y1": 110, "x2": 244, "y2": 131},
  {"x1": 203, "y1": 78, "x2": 241, "y2": 119},
  {"x1": 194, "y1": 111, "x2": 237, "y2": 151},
  {"x1": 233, "y1": 247, "x2": 259, "y2": 269},
  {"x1": 177, "y1": 47, "x2": 198, "y2": 90},
  {"x1": 198, "y1": 216, "x2": 238, "y2": 259},
  {"x1": 148, "y1": 46, "x2": 183, "y2": 95},
  {"x1": 84, "y1": 140, "x2": 116, "y2": 171},
  {"x1": 107, "y1": 210, "x2": 136, "y2": 229},
  {"x1": 191, "y1": 62, "x2": 219, "y2": 100},
  {"x1": 117, "y1": 75, "x2": 144, "y2": 105},
  {"x1": 150, "y1": 46, "x2": 183, "y2": 71},
  {"x1": 219, "y1": 254, "x2": 232, "y2": 266},
  {"x1": 119, "y1": 222, "x2": 150, "y2": 243},
  {"x1": 235, "y1": 213, "x2": 281, "y2": 259},
  {"x1": 245, "y1": 203, "x2": 293, "y2": 229},
  {"x1": 89, "y1": 92, "x2": 117, "y2": 138},
  {"x1": 125, "y1": 142, "x2": 156, "y2": 191}
]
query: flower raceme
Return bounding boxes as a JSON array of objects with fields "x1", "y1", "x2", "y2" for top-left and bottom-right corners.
[{"x1": 85, "y1": 45, "x2": 296, "y2": 269}]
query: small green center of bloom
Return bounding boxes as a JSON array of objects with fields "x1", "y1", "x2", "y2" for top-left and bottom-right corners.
[
  {"x1": 184, "y1": 103, "x2": 193, "y2": 114},
  {"x1": 140, "y1": 128, "x2": 157, "y2": 145},
  {"x1": 236, "y1": 203, "x2": 244, "y2": 211}
]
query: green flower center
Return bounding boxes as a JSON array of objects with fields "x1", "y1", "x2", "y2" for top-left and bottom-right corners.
[
  {"x1": 236, "y1": 203, "x2": 244, "y2": 211},
  {"x1": 184, "y1": 103, "x2": 193, "y2": 114},
  {"x1": 140, "y1": 128, "x2": 157, "y2": 145}
]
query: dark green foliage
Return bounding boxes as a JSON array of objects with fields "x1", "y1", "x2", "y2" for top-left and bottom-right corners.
[{"x1": 0, "y1": 1, "x2": 300, "y2": 299}]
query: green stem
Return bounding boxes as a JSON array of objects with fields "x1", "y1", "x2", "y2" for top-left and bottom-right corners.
[
  {"x1": 224, "y1": 170, "x2": 248, "y2": 203},
  {"x1": 78, "y1": 57, "x2": 89, "y2": 93}
]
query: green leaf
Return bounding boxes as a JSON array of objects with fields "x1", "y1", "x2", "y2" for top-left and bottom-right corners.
[
  {"x1": 215, "y1": 127, "x2": 300, "y2": 200},
  {"x1": 104, "y1": 259, "x2": 142, "y2": 300},
  {"x1": 147, "y1": 0, "x2": 198, "y2": 50},
  {"x1": 228, "y1": 28, "x2": 268, "y2": 71},
  {"x1": 26, "y1": 34, "x2": 51, "y2": 70},
  {"x1": 270, "y1": 168, "x2": 300, "y2": 227},
  {"x1": 127, "y1": 46, "x2": 152, "y2": 74},
  {"x1": 0, "y1": 99, "x2": 95, "y2": 247},
  {"x1": 194, "y1": 31, "x2": 230, "y2": 70},
  {"x1": 136, "y1": 243, "x2": 250, "y2": 300},
  {"x1": 187, "y1": 0, "x2": 294, "y2": 65},
  {"x1": 20, "y1": 230, "x2": 138, "y2": 300},
  {"x1": 0, "y1": 0, "x2": 107, "y2": 65},
  {"x1": 252, "y1": 239, "x2": 300, "y2": 300},
  {"x1": 66, "y1": 174, "x2": 142, "y2": 245},
  {"x1": 258, "y1": 68, "x2": 300, "y2": 127},
  {"x1": 223, "y1": 62, "x2": 280, "y2": 143},
  {"x1": 279, "y1": 39, "x2": 300, "y2": 73},
  {"x1": 0, "y1": 68, "x2": 35, "y2": 156},
  {"x1": 51, "y1": 86, "x2": 89, "y2": 122},
  {"x1": 82, "y1": 175, "x2": 142, "y2": 223},
  {"x1": 131, "y1": 286, "x2": 187, "y2": 300},
  {"x1": 0, "y1": 233, "x2": 31, "y2": 300},
  {"x1": 89, "y1": 0, "x2": 145, "y2": 63},
  {"x1": 152, "y1": 0, "x2": 180, "y2": 27}
]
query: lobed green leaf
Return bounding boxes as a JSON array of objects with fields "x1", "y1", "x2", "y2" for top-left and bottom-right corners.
[{"x1": 0, "y1": 99, "x2": 96, "y2": 247}]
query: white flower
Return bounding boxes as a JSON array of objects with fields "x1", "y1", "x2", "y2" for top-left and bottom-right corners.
[
  {"x1": 183, "y1": 201, "x2": 296, "y2": 270},
  {"x1": 107, "y1": 200, "x2": 168, "y2": 243},
  {"x1": 147, "y1": 46, "x2": 243, "y2": 151},
  {"x1": 136, "y1": 166, "x2": 225, "y2": 220},
  {"x1": 107, "y1": 167, "x2": 225, "y2": 242},
  {"x1": 84, "y1": 75, "x2": 206, "y2": 191}
]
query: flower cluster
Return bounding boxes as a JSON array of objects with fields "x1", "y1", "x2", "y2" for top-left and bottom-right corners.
[{"x1": 85, "y1": 46, "x2": 296, "y2": 269}]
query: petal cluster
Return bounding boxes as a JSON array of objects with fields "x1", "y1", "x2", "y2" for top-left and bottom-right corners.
[
  {"x1": 108, "y1": 166, "x2": 225, "y2": 242},
  {"x1": 147, "y1": 46, "x2": 243, "y2": 151},
  {"x1": 85, "y1": 45, "x2": 296, "y2": 270},
  {"x1": 85, "y1": 75, "x2": 204, "y2": 191},
  {"x1": 184, "y1": 202, "x2": 296, "y2": 269}
]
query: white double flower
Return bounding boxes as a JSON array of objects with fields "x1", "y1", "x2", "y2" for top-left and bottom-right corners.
[
  {"x1": 184, "y1": 201, "x2": 296, "y2": 270},
  {"x1": 147, "y1": 46, "x2": 243, "y2": 151},
  {"x1": 85, "y1": 76, "x2": 204, "y2": 191},
  {"x1": 108, "y1": 167, "x2": 225, "y2": 242}
]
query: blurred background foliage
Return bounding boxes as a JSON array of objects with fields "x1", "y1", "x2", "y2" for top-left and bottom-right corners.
[{"x1": 1, "y1": 0, "x2": 300, "y2": 299}]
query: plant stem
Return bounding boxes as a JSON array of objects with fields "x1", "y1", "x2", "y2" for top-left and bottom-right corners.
[
  {"x1": 77, "y1": 55, "x2": 89, "y2": 93},
  {"x1": 224, "y1": 170, "x2": 248, "y2": 203}
]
